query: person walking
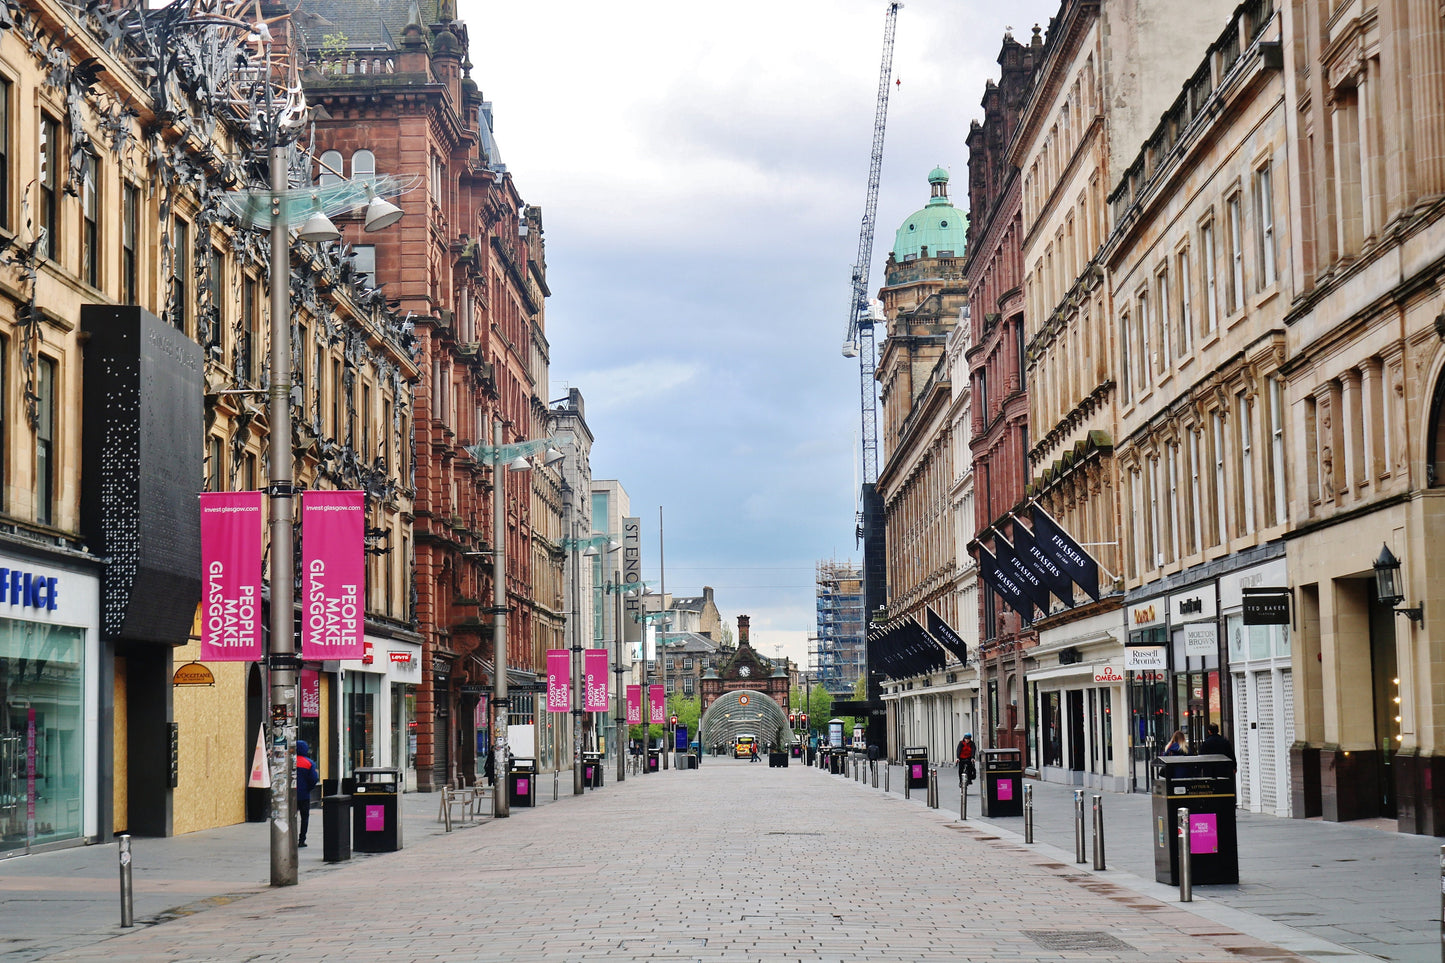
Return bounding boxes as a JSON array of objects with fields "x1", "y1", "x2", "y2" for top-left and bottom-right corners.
[
  {"x1": 295, "y1": 740, "x2": 318, "y2": 848},
  {"x1": 955, "y1": 733, "x2": 977, "y2": 788},
  {"x1": 1163, "y1": 729, "x2": 1189, "y2": 756},
  {"x1": 1199, "y1": 722, "x2": 1234, "y2": 759}
]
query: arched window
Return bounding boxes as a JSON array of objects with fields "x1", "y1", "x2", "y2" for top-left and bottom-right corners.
[
  {"x1": 352, "y1": 149, "x2": 376, "y2": 183},
  {"x1": 318, "y1": 150, "x2": 343, "y2": 187},
  {"x1": 1428, "y1": 371, "x2": 1445, "y2": 487}
]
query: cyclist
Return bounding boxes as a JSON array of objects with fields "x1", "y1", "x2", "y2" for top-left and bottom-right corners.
[{"x1": 956, "y1": 732, "x2": 977, "y2": 788}]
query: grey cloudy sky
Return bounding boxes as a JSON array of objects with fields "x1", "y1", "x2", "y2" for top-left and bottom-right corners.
[{"x1": 458, "y1": 0, "x2": 1059, "y2": 668}]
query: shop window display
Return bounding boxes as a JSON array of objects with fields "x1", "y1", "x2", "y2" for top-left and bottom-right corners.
[{"x1": 1, "y1": 620, "x2": 84, "y2": 854}]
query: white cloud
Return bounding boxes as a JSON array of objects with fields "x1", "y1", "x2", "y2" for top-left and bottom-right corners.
[{"x1": 459, "y1": 0, "x2": 1060, "y2": 645}]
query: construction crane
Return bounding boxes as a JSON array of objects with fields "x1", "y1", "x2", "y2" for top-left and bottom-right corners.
[{"x1": 842, "y1": 1, "x2": 901, "y2": 490}]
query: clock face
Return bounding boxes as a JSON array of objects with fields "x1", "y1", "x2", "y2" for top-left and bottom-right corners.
[{"x1": 738, "y1": 665, "x2": 752, "y2": 678}]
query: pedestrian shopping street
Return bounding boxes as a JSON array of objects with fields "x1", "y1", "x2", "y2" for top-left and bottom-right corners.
[{"x1": 4, "y1": 755, "x2": 1437, "y2": 963}]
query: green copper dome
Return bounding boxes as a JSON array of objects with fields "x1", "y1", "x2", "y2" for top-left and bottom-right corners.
[{"x1": 892, "y1": 168, "x2": 968, "y2": 262}]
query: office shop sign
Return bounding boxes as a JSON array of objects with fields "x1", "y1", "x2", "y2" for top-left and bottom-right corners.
[{"x1": 0, "y1": 565, "x2": 60, "y2": 614}]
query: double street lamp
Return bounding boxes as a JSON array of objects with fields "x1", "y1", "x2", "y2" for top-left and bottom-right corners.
[
  {"x1": 634, "y1": 608, "x2": 673, "y2": 769},
  {"x1": 466, "y1": 429, "x2": 564, "y2": 817},
  {"x1": 238, "y1": 127, "x2": 407, "y2": 889},
  {"x1": 602, "y1": 577, "x2": 652, "y2": 780},
  {"x1": 560, "y1": 531, "x2": 620, "y2": 794}
]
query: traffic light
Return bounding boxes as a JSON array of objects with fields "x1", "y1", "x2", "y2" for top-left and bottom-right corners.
[
  {"x1": 788, "y1": 712, "x2": 797, "y2": 729},
  {"x1": 801, "y1": 713, "x2": 808, "y2": 729}
]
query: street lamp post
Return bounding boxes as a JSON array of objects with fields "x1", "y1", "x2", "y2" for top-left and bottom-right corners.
[
  {"x1": 467, "y1": 429, "x2": 564, "y2": 817},
  {"x1": 265, "y1": 142, "x2": 299, "y2": 889},
  {"x1": 611, "y1": 573, "x2": 627, "y2": 783},
  {"x1": 657, "y1": 507, "x2": 667, "y2": 769},
  {"x1": 257, "y1": 146, "x2": 406, "y2": 888},
  {"x1": 635, "y1": 608, "x2": 672, "y2": 767},
  {"x1": 562, "y1": 529, "x2": 619, "y2": 795}
]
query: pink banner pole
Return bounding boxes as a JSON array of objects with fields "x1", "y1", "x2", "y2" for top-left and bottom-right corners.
[
  {"x1": 300, "y1": 491, "x2": 365, "y2": 660},
  {"x1": 584, "y1": 649, "x2": 609, "y2": 712},
  {"x1": 547, "y1": 649, "x2": 570, "y2": 712},
  {"x1": 199, "y1": 492, "x2": 264, "y2": 662},
  {"x1": 626, "y1": 684, "x2": 641, "y2": 726}
]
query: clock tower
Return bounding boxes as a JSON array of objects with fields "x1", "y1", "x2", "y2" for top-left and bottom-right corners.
[{"x1": 699, "y1": 615, "x2": 790, "y2": 715}]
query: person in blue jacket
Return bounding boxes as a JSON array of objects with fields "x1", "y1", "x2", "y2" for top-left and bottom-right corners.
[{"x1": 295, "y1": 740, "x2": 319, "y2": 847}]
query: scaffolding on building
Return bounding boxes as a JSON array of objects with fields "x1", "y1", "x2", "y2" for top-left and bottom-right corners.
[{"x1": 813, "y1": 560, "x2": 865, "y2": 695}]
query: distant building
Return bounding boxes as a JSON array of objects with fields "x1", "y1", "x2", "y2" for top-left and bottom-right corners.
[
  {"x1": 814, "y1": 560, "x2": 865, "y2": 694},
  {"x1": 658, "y1": 632, "x2": 721, "y2": 700},
  {"x1": 671, "y1": 587, "x2": 722, "y2": 640}
]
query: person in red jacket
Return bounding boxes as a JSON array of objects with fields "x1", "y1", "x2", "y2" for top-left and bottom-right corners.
[
  {"x1": 956, "y1": 733, "x2": 977, "y2": 788},
  {"x1": 295, "y1": 740, "x2": 318, "y2": 848}
]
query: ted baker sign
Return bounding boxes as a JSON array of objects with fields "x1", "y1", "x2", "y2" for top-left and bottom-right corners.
[{"x1": 301, "y1": 491, "x2": 365, "y2": 660}]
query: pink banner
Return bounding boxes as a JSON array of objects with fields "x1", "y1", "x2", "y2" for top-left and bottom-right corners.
[
  {"x1": 546, "y1": 649, "x2": 570, "y2": 712},
  {"x1": 300, "y1": 490, "x2": 365, "y2": 660},
  {"x1": 300, "y1": 669, "x2": 320, "y2": 718},
  {"x1": 199, "y1": 491, "x2": 264, "y2": 661},
  {"x1": 584, "y1": 649, "x2": 609, "y2": 712},
  {"x1": 649, "y1": 684, "x2": 665, "y2": 724},
  {"x1": 626, "y1": 685, "x2": 641, "y2": 725}
]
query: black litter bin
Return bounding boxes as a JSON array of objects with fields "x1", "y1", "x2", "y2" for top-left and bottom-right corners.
[
  {"x1": 351, "y1": 768, "x2": 403, "y2": 852},
  {"x1": 980, "y1": 748, "x2": 1023, "y2": 817},
  {"x1": 322, "y1": 794, "x2": 351, "y2": 862},
  {"x1": 647, "y1": 749, "x2": 660, "y2": 772},
  {"x1": 829, "y1": 748, "x2": 846, "y2": 775},
  {"x1": 583, "y1": 752, "x2": 604, "y2": 788},
  {"x1": 508, "y1": 757, "x2": 538, "y2": 807},
  {"x1": 904, "y1": 747, "x2": 929, "y2": 790},
  {"x1": 1151, "y1": 754, "x2": 1238, "y2": 885}
]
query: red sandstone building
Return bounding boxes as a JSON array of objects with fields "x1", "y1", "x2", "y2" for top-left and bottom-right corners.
[
  {"x1": 964, "y1": 30, "x2": 1042, "y2": 756},
  {"x1": 289, "y1": 0, "x2": 560, "y2": 790}
]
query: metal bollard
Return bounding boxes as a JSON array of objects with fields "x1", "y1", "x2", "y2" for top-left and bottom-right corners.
[
  {"x1": 1177, "y1": 807, "x2": 1192, "y2": 902},
  {"x1": 904, "y1": 767, "x2": 911, "y2": 799},
  {"x1": 928, "y1": 767, "x2": 938, "y2": 808},
  {"x1": 872, "y1": 760, "x2": 878, "y2": 788},
  {"x1": 1023, "y1": 784, "x2": 1034, "y2": 843},
  {"x1": 884, "y1": 763, "x2": 890, "y2": 793},
  {"x1": 553, "y1": 769, "x2": 560, "y2": 801},
  {"x1": 119, "y1": 834, "x2": 134, "y2": 927},
  {"x1": 960, "y1": 775, "x2": 969, "y2": 820},
  {"x1": 1074, "y1": 789, "x2": 1086, "y2": 863},
  {"x1": 1092, "y1": 795, "x2": 1106, "y2": 870}
]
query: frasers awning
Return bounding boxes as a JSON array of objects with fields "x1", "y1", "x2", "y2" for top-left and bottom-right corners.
[
  {"x1": 869, "y1": 614, "x2": 946, "y2": 680},
  {"x1": 1008, "y1": 514, "x2": 1077, "y2": 608},
  {"x1": 1028, "y1": 504, "x2": 1101, "y2": 602},
  {"x1": 973, "y1": 504, "x2": 1107, "y2": 618},
  {"x1": 925, "y1": 606, "x2": 969, "y2": 664},
  {"x1": 973, "y1": 544, "x2": 1035, "y2": 622}
]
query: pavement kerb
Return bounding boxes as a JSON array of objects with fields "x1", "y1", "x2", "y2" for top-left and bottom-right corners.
[{"x1": 806, "y1": 760, "x2": 1383, "y2": 963}]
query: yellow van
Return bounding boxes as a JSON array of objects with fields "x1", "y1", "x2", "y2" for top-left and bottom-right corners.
[{"x1": 733, "y1": 735, "x2": 757, "y2": 758}]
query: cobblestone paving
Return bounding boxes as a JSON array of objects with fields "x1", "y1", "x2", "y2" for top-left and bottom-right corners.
[{"x1": 37, "y1": 757, "x2": 1316, "y2": 963}]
